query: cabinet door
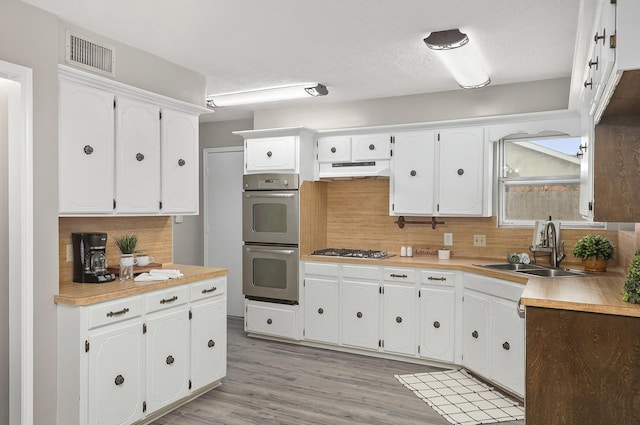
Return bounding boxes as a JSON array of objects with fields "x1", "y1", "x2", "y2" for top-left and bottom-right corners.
[
  {"x1": 191, "y1": 298, "x2": 227, "y2": 391},
  {"x1": 59, "y1": 80, "x2": 115, "y2": 214},
  {"x1": 391, "y1": 131, "x2": 436, "y2": 215},
  {"x1": 304, "y1": 277, "x2": 339, "y2": 344},
  {"x1": 317, "y1": 136, "x2": 351, "y2": 163},
  {"x1": 420, "y1": 287, "x2": 455, "y2": 362},
  {"x1": 340, "y1": 280, "x2": 380, "y2": 350},
  {"x1": 245, "y1": 136, "x2": 297, "y2": 173},
  {"x1": 383, "y1": 283, "x2": 417, "y2": 355},
  {"x1": 145, "y1": 307, "x2": 190, "y2": 414},
  {"x1": 437, "y1": 127, "x2": 485, "y2": 215},
  {"x1": 352, "y1": 134, "x2": 391, "y2": 161},
  {"x1": 161, "y1": 109, "x2": 199, "y2": 214},
  {"x1": 492, "y1": 298, "x2": 524, "y2": 395},
  {"x1": 88, "y1": 320, "x2": 143, "y2": 425},
  {"x1": 462, "y1": 291, "x2": 491, "y2": 377},
  {"x1": 115, "y1": 97, "x2": 161, "y2": 213}
]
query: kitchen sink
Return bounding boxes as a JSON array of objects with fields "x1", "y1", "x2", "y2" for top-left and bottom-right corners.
[{"x1": 477, "y1": 263, "x2": 589, "y2": 278}]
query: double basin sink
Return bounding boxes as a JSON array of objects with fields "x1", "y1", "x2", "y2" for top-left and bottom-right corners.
[{"x1": 477, "y1": 263, "x2": 589, "y2": 278}]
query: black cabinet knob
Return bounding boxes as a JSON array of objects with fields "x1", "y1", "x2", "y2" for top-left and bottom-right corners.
[
  {"x1": 136, "y1": 152, "x2": 144, "y2": 161},
  {"x1": 433, "y1": 321, "x2": 441, "y2": 329},
  {"x1": 356, "y1": 312, "x2": 363, "y2": 319},
  {"x1": 114, "y1": 374, "x2": 125, "y2": 386},
  {"x1": 457, "y1": 168, "x2": 464, "y2": 176},
  {"x1": 368, "y1": 144, "x2": 375, "y2": 151},
  {"x1": 502, "y1": 341, "x2": 510, "y2": 351},
  {"x1": 83, "y1": 145, "x2": 94, "y2": 155},
  {"x1": 396, "y1": 316, "x2": 402, "y2": 323},
  {"x1": 266, "y1": 151, "x2": 272, "y2": 158},
  {"x1": 410, "y1": 170, "x2": 417, "y2": 177},
  {"x1": 330, "y1": 147, "x2": 336, "y2": 153},
  {"x1": 318, "y1": 307, "x2": 324, "y2": 314},
  {"x1": 472, "y1": 330, "x2": 479, "y2": 339},
  {"x1": 208, "y1": 339, "x2": 215, "y2": 348},
  {"x1": 267, "y1": 318, "x2": 272, "y2": 325},
  {"x1": 166, "y1": 355, "x2": 175, "y2": 365},
  {"x1": 178, "y1": 158, "x2": 186, "y2": 166}
]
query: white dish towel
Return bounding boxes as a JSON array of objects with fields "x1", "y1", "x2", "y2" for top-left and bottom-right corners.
[{"x1": 134, "y1": 269, "x2": 184, "y2": 282}]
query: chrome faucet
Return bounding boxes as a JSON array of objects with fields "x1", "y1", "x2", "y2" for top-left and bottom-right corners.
[{"x1": 544, "y1": 221, "x2": 565, "y2": 267}]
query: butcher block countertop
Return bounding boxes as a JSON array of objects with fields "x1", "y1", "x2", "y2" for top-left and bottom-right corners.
[
  {"x1": 55, "y1": 264, "x2": 228, "y2": 306},
  {"x1": 302, "y1": 254, "x2": 640, "y2": 318}
]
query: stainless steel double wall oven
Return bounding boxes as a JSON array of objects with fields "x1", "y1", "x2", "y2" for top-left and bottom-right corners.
[{"x1": 242, "y1": 173, "x2": 299, "y2": 304}]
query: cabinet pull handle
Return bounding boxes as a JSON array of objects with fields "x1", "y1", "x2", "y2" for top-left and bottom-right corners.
[
  {"x1": 594, "y1": 29, "x2": 605, "y2": 44},
  {"x1": 428, "y1": 276, "x2": 447, "y2": 281},
  {"x1": 457, "y1": 168, "x2": 464, "y2": 176},
  {"x1": 502, "y1": 341, "x2": 510, "y2": 351},
  {"x1": 136, "y1": 152, "x2": 145, "y2": 161},
  {"x1": 356, "y1": 311, "x2": 363, "y2": 319},
  {"x1": 83, "y1": 145, "x2": 94, "y2": 155},
  {"x1": 396, "y1": 316, "x2": 402, "y2": 323},
  {"x1": 160, "y1": 295, "x2": 178, "y2": 304},
  {"x1": 178, "y1": 158, "x2": 186, "y2": 166},
  {"x1": 266, "y1": 151, "x2": 272, "y2": 158},
  {"x1": 106, "y1": 307, "x2": 129, "y2": 318},
  {"x1": 390, "y1": 273, "x2": 408, "y2": 278},
  {"x1": 318, "y1": 307, "x2": 324, "y2": 314},
  {"x1": 368, "y1": 143, "x2": 375, "y2": 151},
  {"x1": 114, "y1": 374, "x2": 125, "y2": 386},
  {"x1": 267, "y1": 318, "x2": 273, "y2": 324},
  {"x1": 472, "y1": 330, "x2": 479, "y2": 339},
  {"x1": 166, "y1": 355, "x2": 175, "y2": 365},
  {"x1": 433, "y1": 321, "x2": 441, "y2": 328},
  {"x1": 330, "y1": 147, "x2": 336, "y2": 153},
  {"x1": 208, "y1": 339, "x2": 215, "y2": 348},
  {"x1": 410, "y1": 170, "x2": 417, "y2": 177},
  {"x1": 588, "y1": 58, "x2": 599, "y2": 70},
  {"x1": 576, "y1": 151, "x2": 584, "y2": 159},
  {"x1": 202, "y1": 286, "x2": 217, "y2": 294},
  {"x1": 584, "y1": 79, "x2": 593, "y2": 89}
]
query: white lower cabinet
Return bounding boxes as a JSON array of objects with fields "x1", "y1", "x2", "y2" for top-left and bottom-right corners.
[
  {"x1": 341, "y1": 279, "x2": 380, "y2": 350},
  {"x1": 57, "y1": 276, "x2": 227, "y2": 425},
  {"x1": 382, "y1": 268, "x2": 418, "y2": 356},
  {"x1": 420, "y1": 286, "x2": 456, "y2": 362},
  {"x1": 303, "y1": 277, "x2": 340, "y2": 344},
  {"x1": 461, "y1": 291, "x2": 492, "y2": 377},
  {"x1": 491, "y1": 298, "x2": 525, "y2": 395},
  {"x1": 245, "y1": 300, "x2": 301, "y2": 340}
]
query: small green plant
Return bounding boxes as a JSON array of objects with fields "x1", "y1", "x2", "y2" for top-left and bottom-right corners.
[
  {"x1": 622, "y1": 254, "x2": 640, "y2": 304},
  {"x1": 572, "y1": 234, "x2": 615, "y2": 260},
  {"x1": 114, "y1": 234, "x2": 138, "y2": 254}
]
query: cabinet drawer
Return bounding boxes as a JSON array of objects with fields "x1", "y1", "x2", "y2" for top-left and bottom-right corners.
[
  {"x1": 317, "y1": 137, "x2": 351, "y2": 163},
  {"x1": 190, "y1": 277, "x2": 226, "y2": 302},
  {"x1": 305, "y1": 262, "x2": 339, "y2": 276},
  {"x1": 146, "y1": 286, "x2": 189, "y2": 314},
  {"x1": 245, "y1": 302, "x2": 298, "y2": 339},
  {"x1": 343, "y1": 265, "x2": 382, "y2": 280},
  {"x1": 420, "y1": 270, "x2": 455, "y2": 286},
  {"x1": 384, "y1": 267, "x2": 416, "y2": 282},
  {"x1": 88, "y1": 296, "x2": 143, "y2": 329}
]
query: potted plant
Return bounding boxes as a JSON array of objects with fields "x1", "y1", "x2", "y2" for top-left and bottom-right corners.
[
  {"x1": 622, "y1": 250, "x2": 640, "y2": 304},
  {"x1": 572, "y1": 234, "x2": 615, "y2": 272}
]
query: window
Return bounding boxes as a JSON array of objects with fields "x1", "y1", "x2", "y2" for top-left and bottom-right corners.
[{"x1": 498, "y1": 135, "x2": 592, "y2": 227}]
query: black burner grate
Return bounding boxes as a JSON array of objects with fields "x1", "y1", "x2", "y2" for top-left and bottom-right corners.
[{"x1": 311, "y1": 248, "x2": 389, "y2": 259}]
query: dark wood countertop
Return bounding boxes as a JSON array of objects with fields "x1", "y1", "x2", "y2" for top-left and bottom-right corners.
[{"x1": 55, "y1": 264, "x2": 228, "y2": 306}]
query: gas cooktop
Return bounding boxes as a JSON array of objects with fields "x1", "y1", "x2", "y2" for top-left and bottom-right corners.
[{"x1": 310, "y1": 248, "x2": 390, "y2": 260}]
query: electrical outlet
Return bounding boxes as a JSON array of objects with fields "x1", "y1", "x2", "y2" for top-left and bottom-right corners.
[
  {"x1": 473, "y1": 235, "x2": 486, "y2": 247},
  {"x1": 444, "y1": 233, "x2": 453, "y2": 246},
  {"x1": 66, "y1": 244, "x2": 73, "y2": 262}
]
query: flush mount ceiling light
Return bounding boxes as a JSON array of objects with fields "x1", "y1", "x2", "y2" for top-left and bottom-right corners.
[
  {"x1": 205, "y1": 82, "x2": 328, "y2": 108},
  {"x1": 424, "y1": 29, "x2": 491, "y2": 89}
]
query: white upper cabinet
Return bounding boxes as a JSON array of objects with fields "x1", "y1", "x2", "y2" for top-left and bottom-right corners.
[
  {"x1": 391, "y1": 126, "x2": 489, "y2": 217},
  {"x1": 115, "y1": 97, "x2": 161, "y2": 214},
  {"x1": 317, "y1": 136, "x2": 351, "y2": 163},
  {"x1": 245, "y1": 136, "x2": 297, "y2": 173},
  {"x1": 59, "y1": 80, "x2": 115, "y2": 214},
  {"x1": 437, "y1": 127, "x2": 485, "y2": 215},
  {"x1": 161, "y1": 109, "x2": 199, "y2": 214},
  {"x1": 58, "y1": 66, "x2": 205, "y2": 216},
  {"x1": 390, "y1": 130, "x2": 436, "y2": 216},
  {"x1": 352, "y1": 134, "x2": 391, "y2": 161},
  {"x1": 316, "y1": 134, "x2": 392, "y2": 179}
]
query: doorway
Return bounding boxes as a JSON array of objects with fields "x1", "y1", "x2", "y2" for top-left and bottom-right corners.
[
  {"x1": 203, "y1": 147, "x2": 244, "y2": 317},
  {"x1": 0, "y1": 60, "x2": 34, "y2": 425}
]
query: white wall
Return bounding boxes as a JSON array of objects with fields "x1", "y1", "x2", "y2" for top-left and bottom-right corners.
[
  {"x1": 254, "y1": 77, "x2": 571, "y2": 130},
  {"x1": 173, "y1": 118, "x2": 252, "y2": 265},
  {"x1": 0, "y1": 79, "x2": 9, "y2": 425},
  {"x1": 0, "y1": 1, "x2": 206, "y2": 422}
]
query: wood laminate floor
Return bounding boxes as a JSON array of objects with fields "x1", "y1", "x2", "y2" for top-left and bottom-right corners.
[{"x1": 152, "y1": 317, "x2": 524, "y2": 425}]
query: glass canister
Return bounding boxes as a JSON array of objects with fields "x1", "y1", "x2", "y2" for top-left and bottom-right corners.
[{"x1": 119, "y1": 254, "x2": 135, "y2": 280}]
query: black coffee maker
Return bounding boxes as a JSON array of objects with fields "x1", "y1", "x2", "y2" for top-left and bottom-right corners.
[{"x1": 72, "y1": 233, "x2": 116, "y2": 283}]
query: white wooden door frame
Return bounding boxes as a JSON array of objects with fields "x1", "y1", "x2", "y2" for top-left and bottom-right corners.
[{"x1": 1, "y1": 59, "x2": 34, "y2": 425}]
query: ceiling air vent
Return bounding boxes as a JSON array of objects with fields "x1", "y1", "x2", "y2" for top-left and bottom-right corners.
[{"x1": 65, "y1": 30, "x2": 115, "y2": 77}]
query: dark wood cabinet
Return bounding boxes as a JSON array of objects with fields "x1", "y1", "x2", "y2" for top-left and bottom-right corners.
[{"x1": 526, "y1": 306, "x2": 640, "y2": 425}]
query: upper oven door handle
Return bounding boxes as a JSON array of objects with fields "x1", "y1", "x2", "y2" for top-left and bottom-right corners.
[
  {"x1": 245, "y1": 246, "x2": 296, "y2": 255},
  {"x1": 244, "y1": 192, "x2": 296, "y2": 199}
]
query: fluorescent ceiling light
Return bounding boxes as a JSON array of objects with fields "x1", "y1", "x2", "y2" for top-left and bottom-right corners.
[
  {"x1": 424, "y1": 29, "x2": 491, "y2": 89},
  {"x1": 206, "y1": 83, "x2": 328, "y2": 108}
]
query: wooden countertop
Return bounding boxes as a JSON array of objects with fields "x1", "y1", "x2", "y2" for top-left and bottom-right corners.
[
  {"x1": 302, "y1": 254, "x2": 640, "y2": 318},
  {"x1": 55, "y1": 264, "x2": 228, "y2": 306}
]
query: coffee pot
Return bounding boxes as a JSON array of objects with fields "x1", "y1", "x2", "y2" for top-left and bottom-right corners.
[{"x1": 72, "y1": 233, "x2": 116, "y2": 283}]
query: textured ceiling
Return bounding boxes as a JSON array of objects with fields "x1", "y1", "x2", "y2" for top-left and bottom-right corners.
[{"x1": 21, "y1": 0, "x2": 581, "y2": 121}]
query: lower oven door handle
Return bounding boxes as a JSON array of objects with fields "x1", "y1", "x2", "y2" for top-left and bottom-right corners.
[{"x1": 245, "y1": 247, "x2": 296, "y2": 255}]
